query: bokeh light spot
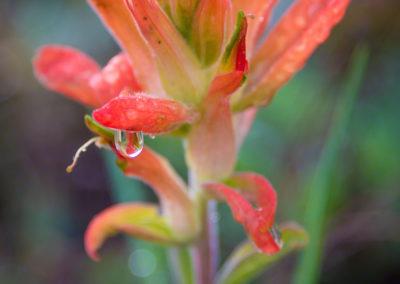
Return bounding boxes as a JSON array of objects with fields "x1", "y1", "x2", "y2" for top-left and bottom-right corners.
[{"x1": 128, "y1": 249, "x2": 157, "y2": 278}]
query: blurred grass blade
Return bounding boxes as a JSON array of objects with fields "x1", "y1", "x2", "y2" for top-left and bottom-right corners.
[
  {"x1": 217, "y1": 223, "x2": 308, "y2": 284},
  {"x1": 293, "y1": 45, "x2": 370, "y2": 284}
]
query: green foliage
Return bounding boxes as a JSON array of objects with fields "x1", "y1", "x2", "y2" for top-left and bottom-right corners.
[
  {"x1": 293, "y1": 45, "x2": 370, "y2": 284},
  {"x1": 217, "y1": 223, "x2": 308, "y2": 284}
]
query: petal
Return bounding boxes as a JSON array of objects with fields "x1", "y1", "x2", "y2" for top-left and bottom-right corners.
[
  {"x1": 33, "y1": 45, "x2": 101, "y2": 107},
  {"x1": 117, "y1": 146, "x2": 197, "y2": 238},
  {"x1": 87, "y1": 0, "x2": 165, "y2": 95},
  {"x1": 232, "y1": 0, "x2": 279, "y2": 54},
  {"x1": 219, "y1": 12, "x2": 248, "y2": 74},
  {"x1": 192, "y1": 0, "x2": 232, "y2": 66},
  {"x1": 168, "y1": 0, "x2": 200, "y2": 37},
  {"x1": 156, "y1": 0, "x2": 170, "y2": 10},
  {"x1": 227, "y1": 172, "x2": 277, "y2": 214},
  {"x1": 208, "y1": 71, "x2": 246, "y2": 99},
  {"x1": 125, "y1": 0, "x2": 206, "y2": 103},
  {"x1": 186, "y1": 14, "x2": 248, "y2": 181},
  {"x1": 85, "y1": 202, "x2": 175, "y2": 261},
  {"x1": 89, "y1": 53, "x2": 142, "y2": 105},
  {"x1": 204, "y1": 182, "x2": 256, "y2": 225},
  {"x1": 92, "y1": 90, "x2": 195, "y2": 134},
  {"x1": 204, "y1": 173, "x2": 281, "y2": 254},
  {"x1": 186, "y1": 90, "x2": 237, "y2": 181},
  {"x1": 237, "y1": 0, "x2": 351, "y2": 111},
  {"x1": 186, "y1": 72, "x2": 244, "y2": 181}
]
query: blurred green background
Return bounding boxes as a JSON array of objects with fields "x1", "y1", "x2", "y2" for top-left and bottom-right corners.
[{"x1": 0, "y1": 0, "x2": 399, "y2": 283}]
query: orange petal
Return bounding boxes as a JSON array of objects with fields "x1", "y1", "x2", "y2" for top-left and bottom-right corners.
[
  {"x1": 186, "y1": 14, "x2": 248, "y2": 181},
  {"x1": 87, "y1": 0, "x2": 165, "y2": 95},
  {"x1": 33, "y1": 45, "x2": 101, "y2": 107},
  {"x1": 232, "y1": 0, "x2": 279, "y2": 54},
  {"x1": 125, "y1": 0, "x2": 205, "y2": 103},
  {"x1": 92, "y1": 90, "x2": 194, "y2": 134},
  {"x1": 117, "y1": 147, "x2": 196, "y2": 238},
  {"x1": 186, "y1": 95, "x2": 236, "y2": 181},
  {"x1": 192, "y1": 0, "x2": 232, "y2": 66},
  {"x1": 90, "y1": 53, "x2": 142, "y2": 105},
  {"x1": 227, "y1": 172, "x2": 277, "y2": 213},
  {"x1": 205, "y1": 183, "x2": 257, "y2": 224},
  {"x1": 85, "y1": 202, "x2": 175, "y2": 261},
  {"x1": 204, "y1": 176, "x2": 281, "y2": 254},
  {"x1": 237, "y1": 0, "x2": 351, "y2": 111},
  {"x1": 186, "y1": 71, "x2": 244, "y2": 181}
]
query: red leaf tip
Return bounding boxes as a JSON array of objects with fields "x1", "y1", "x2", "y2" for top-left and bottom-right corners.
[{"x1": 204, "y1": 173, "x2": 282, "y2": 254}]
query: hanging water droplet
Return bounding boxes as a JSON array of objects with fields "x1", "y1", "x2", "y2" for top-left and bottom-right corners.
[
  {"x1": 268, "y1": 225, "x2": 283, "y2": 249},
  {"x1": 114, "y1": 130, "x2": 144, "y2": 158},
  {"x1": 149, "y1": 134, "x2": 155, "y2": 140}
]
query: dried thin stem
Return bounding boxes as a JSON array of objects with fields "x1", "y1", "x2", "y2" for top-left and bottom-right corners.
[{"x1": 66, "y1": 137, "x2": 102, "y2": 173}]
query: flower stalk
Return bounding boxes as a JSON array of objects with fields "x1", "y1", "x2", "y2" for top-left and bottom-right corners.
[
  {"x1": 169, "y1": 246, "x2": 195, "y2": 284},
  {"x1": 191, "y1": 197, "x2": 219, "y2": 284}
]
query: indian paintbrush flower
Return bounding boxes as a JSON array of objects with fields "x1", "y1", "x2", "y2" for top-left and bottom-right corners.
[{"x1": 33, "y1": 0, "x2": 350, "y2": 270}]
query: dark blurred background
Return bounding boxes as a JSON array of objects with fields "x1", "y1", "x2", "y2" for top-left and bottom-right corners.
[{"x1": 0, "y1": 0, "x2": 399, "y2": 283}]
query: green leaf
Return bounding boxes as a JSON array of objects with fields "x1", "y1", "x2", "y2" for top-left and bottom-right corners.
[
  {"x1": 84, "y1": 114, "x2": 114, "y2": 142},
  {"x1": 217, "y1": 223, "x2": 308, "y2": 284}
]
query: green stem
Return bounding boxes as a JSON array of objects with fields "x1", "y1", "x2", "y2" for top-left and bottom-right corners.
[
  {"x1": 157, "y1": 163, "x2": 219, "y2": 284},
  {"x1": 293, "y1": 45, "x2": 369, "y2": 284}
]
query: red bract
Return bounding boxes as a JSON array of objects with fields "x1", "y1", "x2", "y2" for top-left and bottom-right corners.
[
  {"x1": 34, "y1": 46, "x2": 142, "y2": 107},
  {"x1": 33, "y1": 46, "x2": 101, "y2": 107},
  {"x1": 90, "y1": 53, "x2": 142, "y2": 104},
  {"x1": 93, "y1": 90, "x2": 194, "y2": 134},
  {"x1": 187, "y1": 13, "x2": 248, "y2": 181},
  {"x1": 236, "y1": 0, "x2": 352, "y2": 110},
  {"x1": 204, "y1": 173, "x2": 281, "y2": 254},
  {"x1": 87, "y1": 0, "x2": 164, "y2": 95},
  {"x1": 85, "y1": 146, "x2": 197, "y2": 260},
  {"x1": 33, "y1": 0, "x2": 351, "y2": 257},
  {"x1": 116, "y1": 146, "x2": 196, "y2": 237}
]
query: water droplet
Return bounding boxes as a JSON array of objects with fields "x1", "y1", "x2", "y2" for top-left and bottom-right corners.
[
  {"x1": 269, "y1": 225, "x2": 283, "y2": 249},
  {"x1": 149, "y1": 134, "x2": 155, "y2": 140},
  {"x1": 114, "y1": 130, "x2": 144, "y2": 158},
  {"x1": 129, "y1": 249, "x2": 157, "y2": 277}
]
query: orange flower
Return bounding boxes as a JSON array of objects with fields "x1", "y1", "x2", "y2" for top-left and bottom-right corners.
[{"x1": 33, "y1": 0, "x2": 351, "y2": 257}]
